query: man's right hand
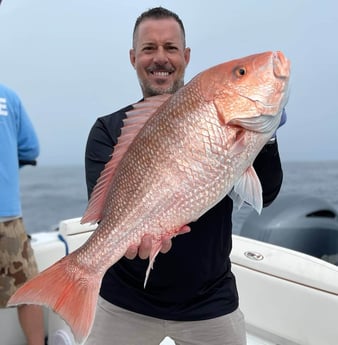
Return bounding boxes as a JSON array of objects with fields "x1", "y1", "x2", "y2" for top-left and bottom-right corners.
[{"x1": 124, "y1": 225, "x2": 191, "y2": 260}]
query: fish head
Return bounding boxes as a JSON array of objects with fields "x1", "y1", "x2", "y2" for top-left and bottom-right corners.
[{"x1": 199, "y1": 51, "x2": 290, "y2": 134}]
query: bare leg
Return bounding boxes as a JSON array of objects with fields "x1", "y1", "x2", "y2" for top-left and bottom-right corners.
[{"x1": 17, "y1": 304, "x2": 45, "y2": 345}]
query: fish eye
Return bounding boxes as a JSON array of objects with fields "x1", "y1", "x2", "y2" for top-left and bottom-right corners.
[{"x1": 235, "y1": 67, "x2": 247, "y2": 77}]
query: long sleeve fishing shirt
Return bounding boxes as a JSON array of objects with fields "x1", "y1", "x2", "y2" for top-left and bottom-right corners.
[{"x1": 85, "y1": 104, "x2": 283, "y2": 321}]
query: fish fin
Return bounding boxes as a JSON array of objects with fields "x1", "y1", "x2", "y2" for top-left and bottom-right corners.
[
  {"x1": 130, "y1": 94, "x2": 172, "y2": 118},
  {"x1": 144, "y1": 240, "x2": 163, "y2": 288},
  {"x1": 229, "y1": 166, "x2": 263, "y2": 214},
  {"x1": 7, "y1": 253, "x2": 101, "y2": 344},
  {"x1": 144, "y1": 223, "x2": 188, "y2": 288},
  {"x1": 81, "y1": 94, "x2": 171, "y2": 224},
  {"x1": 228, "y1": 131, "x2": 247, "y2": 155}
]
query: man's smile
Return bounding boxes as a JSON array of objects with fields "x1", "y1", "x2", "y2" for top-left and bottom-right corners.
[{"x1": 151, "y1": 71, "x2": 172, "y2": 77}]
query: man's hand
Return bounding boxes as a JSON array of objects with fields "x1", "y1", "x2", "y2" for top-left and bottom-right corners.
[
  {"x1": 124, "y1": 225, "x2": 191, "y2": 260},
  {"x1": 272, "y1": 108, "x2": 287, "y2": 138}
]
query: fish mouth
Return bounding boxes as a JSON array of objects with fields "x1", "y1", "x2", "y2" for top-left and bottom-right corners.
[
  {"x1": 273, "y1": 51, "x2": 290, "y2": 79},
  {"x1": 250, "y1": 51, "x2": 290, "y2": 115}
]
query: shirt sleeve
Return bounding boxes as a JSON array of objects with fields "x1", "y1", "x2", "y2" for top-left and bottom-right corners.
[
  {"x1": 15, "y1": 94, "x2": 40, "y2": 161},
  {"x1": 253, "y1": 140, "x2": 283, "y2": 207},
  {"x1": 85, "y1": 109, "x2": 130, "y2": 199}
]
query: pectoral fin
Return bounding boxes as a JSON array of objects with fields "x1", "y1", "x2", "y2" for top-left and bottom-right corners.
[{"x1": 229, "y1": 166, "x2": 263, "y2": 214}]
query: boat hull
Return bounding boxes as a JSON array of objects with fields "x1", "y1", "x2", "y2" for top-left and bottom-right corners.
[{"x1": 1, "y1": 217, "x2": 337, "y2": 345}]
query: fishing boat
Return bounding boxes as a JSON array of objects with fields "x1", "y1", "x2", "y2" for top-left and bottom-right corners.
[{"x1": 2, "y1": 194, "x2": 338, "y2": 345}]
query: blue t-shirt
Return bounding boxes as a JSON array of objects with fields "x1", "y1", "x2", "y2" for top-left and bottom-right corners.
[{"x1": 0, "y1": 83, "x2": 39, "y2": 217}]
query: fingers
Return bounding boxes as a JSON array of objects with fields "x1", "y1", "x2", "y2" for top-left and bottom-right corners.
[
  {"x1": 124, "y1": 234, "x2": 153, "y2": 260},
  {"x1": 159, "y1": 237, "x2": 172, "y2": 254},
  {"x1": 159, "y1": 225, "x2": 191, "y2": 254},
  {"x1": 124, "y1": 245, "x2": 138, "y2": 260},
  {"x1": 124, "y1": 225, "x2": 191, "y2": 260},
  {"x1": 178, "y1": 225, "x2": 191, "y2": 235},
  {"x1": 138, "y1": 235, "x2": 153, "y2": 259}
]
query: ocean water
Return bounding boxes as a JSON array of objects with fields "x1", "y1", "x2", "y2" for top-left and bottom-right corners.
[{"x1": 19, "y1": 161, "x2": 338, "y2": 235}]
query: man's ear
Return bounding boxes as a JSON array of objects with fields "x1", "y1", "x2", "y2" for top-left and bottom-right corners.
[
  {"x1": 129, "y1": 49, "x2": 136, "y2": 69},
  {"x1": 184, "y1": 47, "x2": 191, "y2": 66}
]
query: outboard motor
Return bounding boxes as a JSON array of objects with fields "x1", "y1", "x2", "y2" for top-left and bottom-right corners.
[{"x1": 239, "y1": 194, "x2": 338, "y2": 266}]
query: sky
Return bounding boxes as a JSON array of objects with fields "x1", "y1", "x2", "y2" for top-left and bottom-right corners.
[{"x1": 0, "y1": 0, "x2": 337, "y2": 166}]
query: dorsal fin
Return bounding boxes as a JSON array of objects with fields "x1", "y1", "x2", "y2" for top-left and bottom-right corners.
[{"x1": 81, "y1": 94, "x2": 172, "y2": 224}]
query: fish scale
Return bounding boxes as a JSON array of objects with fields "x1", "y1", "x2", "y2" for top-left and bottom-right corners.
[{"x1": 8, "y1": 51, "x2": 290, "y2": 344}]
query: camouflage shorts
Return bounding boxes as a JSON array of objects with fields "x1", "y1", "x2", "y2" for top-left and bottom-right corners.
[{"x1": 0, "y1": 218, "x2": 39, "y2": 307}]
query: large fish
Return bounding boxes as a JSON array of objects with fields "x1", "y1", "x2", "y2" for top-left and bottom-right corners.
[{"x1": 8, "y1": 51, "x2": 290, "y2": 343}]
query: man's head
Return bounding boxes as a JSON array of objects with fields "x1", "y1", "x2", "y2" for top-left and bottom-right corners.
[{"x1": 130, "y1": 7, "x2": 191, "y2": 97}]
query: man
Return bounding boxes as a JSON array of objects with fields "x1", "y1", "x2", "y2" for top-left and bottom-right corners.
[
  {"x1": 85, "y1": 7, "x2": 284, "y2": 345},
  {"x1": 0, "y1": 83, "x2": 45, "y2": 344}
]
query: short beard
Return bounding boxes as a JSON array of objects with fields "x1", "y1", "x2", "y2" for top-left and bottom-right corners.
[{"x1": 140, "y1": 78, "x2": 185, "y2": 97}]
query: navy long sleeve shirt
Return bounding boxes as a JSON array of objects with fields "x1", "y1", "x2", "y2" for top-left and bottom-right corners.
[{"x1": 85, "y1": 103, "x2": 283, "y2": 320}]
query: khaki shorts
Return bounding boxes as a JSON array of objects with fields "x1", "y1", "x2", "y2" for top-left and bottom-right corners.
[
  {"x1": 0, "y1": 218, "x2": 39, "y2": 307},
  {"x1": 85, "y1": 296, "x2": 247, "y2": 345}
]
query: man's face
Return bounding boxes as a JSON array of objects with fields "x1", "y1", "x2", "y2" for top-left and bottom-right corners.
[{"x1": 130, "y1": 18, "x2": 191, "y2": 97}]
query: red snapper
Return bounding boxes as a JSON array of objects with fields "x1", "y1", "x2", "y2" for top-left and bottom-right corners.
[{"x1": 8, "y1": 51, "x2": 290, "y2": 343}]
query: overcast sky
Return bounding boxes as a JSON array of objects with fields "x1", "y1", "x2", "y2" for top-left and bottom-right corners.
[{"x1": 0, "y1": 0, "x2": 337, "y2": 166}]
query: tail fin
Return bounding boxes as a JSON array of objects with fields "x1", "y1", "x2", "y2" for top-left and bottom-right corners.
[{"x1": 7, "y1": 253, "x2": 101, "y2": 344}]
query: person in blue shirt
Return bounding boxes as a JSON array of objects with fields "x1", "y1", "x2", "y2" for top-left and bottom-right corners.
[{"x1": 0, "y1": 83, "x2": 45, "y2": 345}]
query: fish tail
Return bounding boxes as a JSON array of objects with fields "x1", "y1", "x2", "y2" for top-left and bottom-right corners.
[{"x1": 7, "y1": 253, "x2": 101, "y2": 344}]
